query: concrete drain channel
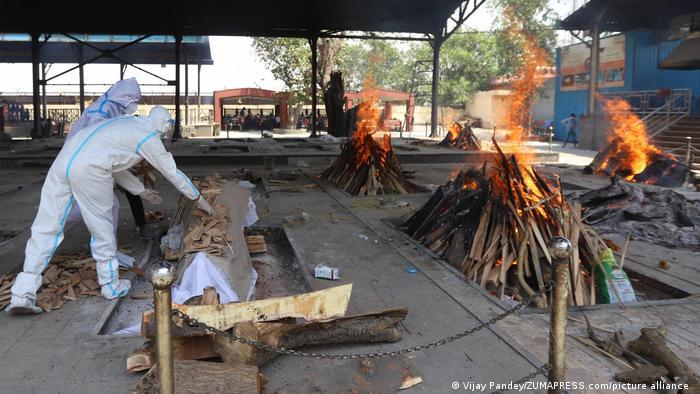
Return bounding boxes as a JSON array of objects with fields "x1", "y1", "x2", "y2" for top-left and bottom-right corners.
[{"x1": 97, "y1": 227, "x2": 309, "y2": 337}]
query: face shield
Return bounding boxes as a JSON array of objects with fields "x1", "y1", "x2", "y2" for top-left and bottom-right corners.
[{"x1": 163, "y1": 119, "x2": 175, "y2": 140}]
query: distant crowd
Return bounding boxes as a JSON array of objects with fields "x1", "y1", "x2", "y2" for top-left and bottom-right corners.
[
  {"x1": 1, "y1": 101, "x2": 31, "y2": 123},
  {"x1": 223, "y1": 107, "x2": 280, "y2": 132}
]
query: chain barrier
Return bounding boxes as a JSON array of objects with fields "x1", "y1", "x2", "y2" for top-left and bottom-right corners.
[{"x1": 171, "y1": 281, "x2": 553, "y2": 361}]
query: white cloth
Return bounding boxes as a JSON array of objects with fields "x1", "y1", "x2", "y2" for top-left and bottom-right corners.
[
  {"x1": 172, "y1": 252, "x2": 240, "y2": 304},
  {"x1": 11, "y1": 112, "x2": 200, "y2": 305}
]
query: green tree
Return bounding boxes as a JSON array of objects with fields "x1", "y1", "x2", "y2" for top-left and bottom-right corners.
[
  {"x1": 490, "y1": 0, "x2": 558, "y2": 76},
  {"x1": 252, "y1": 37, "x2": 343, "y2": 103},
  {"x1": 252, "y1": 37, "x2": 311, "y2": 103},
  {"x1": 338, "y1": 41, "x2": 414, "y2": 92}
]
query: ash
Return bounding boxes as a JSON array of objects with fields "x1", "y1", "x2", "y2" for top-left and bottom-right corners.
[{"x1": 573, "y1": 178, "x2": 700, "y2": 250}]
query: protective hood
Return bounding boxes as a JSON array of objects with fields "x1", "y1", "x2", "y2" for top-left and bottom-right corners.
[
  {"x1": 147, "y1": 106, "x2": 173, "y2": 134},
  {"x1": 67, "y1": 78, "x2": 141, "y2": 140}
]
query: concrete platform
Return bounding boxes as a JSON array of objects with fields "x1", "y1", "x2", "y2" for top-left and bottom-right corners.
[
  {"x1": 0, "y1": 161, "x2": 698, "y2": 393},
  {"x1": 0, "y1": 137, "x2": 559, "y2": 168}
]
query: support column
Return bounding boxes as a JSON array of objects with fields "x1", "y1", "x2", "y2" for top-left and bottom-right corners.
[
  {"x1": 197, "y1": 63, "x2": 201, "y2": 123},
  {"x1": 41, "y1": 63, "x2": 47, "y2": 120},
  {"x1": 31, "y1": 33, "x2": 41, "y2": 138},
  {"x1": 185, "y1": 51, "x2": 189, "y2": 126},
  {"x1": 430, "y1": 34, "x2": 443, "y2": 137},
  {"x1": 78, "y1": 46, "x2": 85, "y2": 113},
  {"x1": 309, "y1": 35, "x2": 318, "y2": 138},
  {"x1": 587, "y1": 14, "x2": 602, "y2": 115},
  {"x1": 174, "y1": 35, "x2": 182, "y2": 139}
]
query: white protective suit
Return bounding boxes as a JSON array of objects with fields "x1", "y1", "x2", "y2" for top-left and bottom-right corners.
[
  {"x1": 65, "y1": 78, "x2": 144, "y2": 225},
  {"x1": 10, "y1": 106, "x2": 200, "y2": 310}
]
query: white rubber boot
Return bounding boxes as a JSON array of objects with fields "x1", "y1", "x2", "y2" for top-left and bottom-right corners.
[
  {"x1": 7, "y1": 295, "x2": 42, "y2": 314},
  {"x1": 100, "y1": 279, "x2": 131, "y2": 300}
]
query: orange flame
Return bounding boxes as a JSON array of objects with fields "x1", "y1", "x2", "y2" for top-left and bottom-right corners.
[
  {"x1": 597, "y1": 98, "x2": 665, "y2": 179},
  {"x1": 500, "y1": 5, "x2": 551, "y2": 157},
  {"x1": 351, "y1": 77, "x2": 392, "y2": 169},
  {"x1": 447, "y1": 122, "x2": 462, "y2": 141}
]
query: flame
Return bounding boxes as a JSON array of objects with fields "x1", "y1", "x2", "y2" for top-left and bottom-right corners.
[
  {"x1": 447, "y1": 122, "x2": 462, "y2": 141},
  {"x1": 596, "y1": 98, "x2": 666, "y2": 180},
  {"x1": 499, "y1": 5, "x2": 551, "y2": 160}
]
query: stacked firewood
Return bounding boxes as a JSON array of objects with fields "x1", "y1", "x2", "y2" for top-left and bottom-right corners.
[
  {"x1": 0, "y1": 252, "x2": 131, "y2": 312},
  {"x1": 322, "y1": 96, "x2": 415, "y2": 195},
  {"x1": 439, "y1": 122, "x2": 481, "y2": 150},
  {"x1": 403, "y1": 140, "x2": 607, "y2": 306},
  {"x1": 179, "y1": 175, "x2": 230, "y2": 257}
]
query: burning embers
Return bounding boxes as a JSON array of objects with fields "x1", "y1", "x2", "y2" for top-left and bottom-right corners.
[
  {"x1": 439, "y1": 122, "x2": 481, "y2": 151},
  {"x1": 322, "y1": 94, "x2": 415, "y2": 195},
  {"x1": 403, "y1": 140, "x2": 605, "y2": 306},
  {"x1": 585, "y1": 99, "x2": 689, "y2": 187}
]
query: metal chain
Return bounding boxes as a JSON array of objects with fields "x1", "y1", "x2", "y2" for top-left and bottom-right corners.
[
  {"x1": 491, "y1": 363, "x2": 551, "y2": 394},
  {"x1": 171, "y1": 281, "x2": 553, "y2": 361}
]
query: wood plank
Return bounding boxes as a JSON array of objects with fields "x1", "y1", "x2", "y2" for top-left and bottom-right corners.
[
  {"x1": 142, "y1": 284, "x2": 353, "y2": 335},
  {"x1": 132, "y1": 360, "x2": 263, "y2": 394}
]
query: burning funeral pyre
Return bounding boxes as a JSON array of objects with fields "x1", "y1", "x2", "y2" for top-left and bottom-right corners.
[
  {"x1": 322, "y1": 93, "x2": 416, "y2": 195},
  {"x1": 402, "y1": 140, "x2": 608, "y2": 306},
  {"x1": 585, "y1": 98, "x2": 689, "y2": 187},
  {"x1": 439, "y1": 122, "x2": 481, "y2": 150}
]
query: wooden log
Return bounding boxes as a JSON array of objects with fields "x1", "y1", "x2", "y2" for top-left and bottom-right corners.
[
  {"x1": 615, "y1": 365, "x2": 670, "y2": 384},
  {"x1": 213, "y1": 307, "x2": 407, "y2": 366},
  {"x1": 142, "y1": 284, "x2": 353, "y2": 336},
  {"x1": 627, "y1": 326, "x2": 700, "y2": 388},
  {"x1": 132, "y1": 360, "x2": 264, "y2": 394}
]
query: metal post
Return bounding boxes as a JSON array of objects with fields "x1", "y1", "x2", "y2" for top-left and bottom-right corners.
[
  {"x1": 174, "y1": 35, "x2": 182, "y2": 139},
  {"x1": 309, "y1": 35, "x2": 318, "y2": 138},
  {"x1": 686, "y1": 137, "x2": 693, "y2": 164},
  {"x1": 197, "y1": 63, "x2": 201, "y2": 123},
  {"x1": 120, "y1": 64, "x2": 126, "y2": 80},
  {"x1": 547, "y1": 236, "x2": 573, "y2": 394},
  {"x1": 587, "y1": 13, "x2": 602, "y2": 115},
  {"x1": 31, "y1": 33, "x2": 41, "y2": 138},
  {"x1": 150, "y1": 261, "x2": 175, "y2": 394},
  {"x1": 41, "y1": 63, "x2": 47, "y2": 121},
  {"x1": 430, "y1": 33, "x2": 442, "y2": 138},
  {"x1": 548, "y1": 126, "x2": 554, "y2": 152},
  {"x1": 185, "y1": 51, "x2": 189, "y2": 126},
  {"x1": 78, "y1": 45, "x2": 85, "y2": 114}
]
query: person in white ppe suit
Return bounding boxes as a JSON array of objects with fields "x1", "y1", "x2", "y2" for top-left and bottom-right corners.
[
  {"x1": 8, "y1": 106, "x2": 215, "y2": 314},
  {"x1": 64, "y1": 78, "x2": 159, "y2": 231}
]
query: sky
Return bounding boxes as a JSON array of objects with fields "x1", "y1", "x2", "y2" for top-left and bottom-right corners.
[{"x1": 0, "y1": 1, "x2": 577, "y2": 96}]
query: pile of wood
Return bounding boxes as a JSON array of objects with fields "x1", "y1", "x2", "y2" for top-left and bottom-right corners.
[
  {"x1": 165, "y1": 175, "x2": 230, "y2": 260},
  {"x1": 322, "y1": 97, "x2": 415, "y2": 195},
  {"x1": 585, "y1": 139, "x2": 688, "y2": 187},
  {"x1": 402, "y1": 140, "x2": 607, "y2": 306},
  {"x1": 577, "y1": 320, "x2": 700, "y2": 390},
  {"x1": 439, "y1": 122, "x2": 481, "y2": 150},
  {"x1": 245, "y1": 235, "x2": 267, "y2": 254},
  {"x1": 129, "y1": 285, "x2": 406, "y2": 375},
  {"x1": 0, "y1": 252, "x2": 130, "y2": 312}
]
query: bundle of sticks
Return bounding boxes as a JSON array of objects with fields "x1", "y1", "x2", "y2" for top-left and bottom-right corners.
[
  {"x1": 322, "y1": 133, "x2": 415, "y2": 195},
  {"x1": 0, "y1": 252, "x2": 132, "y2": 312},
  {"x1": 403, "y1": 140, "x2": 607, "y2": 306},
  {"x1": 439, "y1": 122, "x2": 481, "y2": 151},
  {"x1": 166, "y1": 175, "x2": 230, "y2": 260}
]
